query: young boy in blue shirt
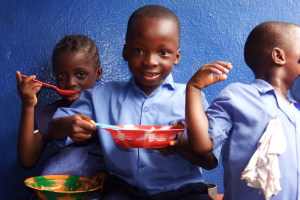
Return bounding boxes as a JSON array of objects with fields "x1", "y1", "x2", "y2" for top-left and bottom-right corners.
[
  {"x1": 186, "y1": 21, "x2": 300, "y2": 200},
  {"x1": 49, "y1": 5, "x2": 216, "y2": 200}
]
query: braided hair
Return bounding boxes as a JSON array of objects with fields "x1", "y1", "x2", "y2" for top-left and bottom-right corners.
[{"x1": 52, "y1": 35, "x2": 100, "y2": 69}]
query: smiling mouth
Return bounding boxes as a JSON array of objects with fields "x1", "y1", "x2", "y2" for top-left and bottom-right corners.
[{"x1": 141, "y1": 72, "x2": 160, "y2": 77}]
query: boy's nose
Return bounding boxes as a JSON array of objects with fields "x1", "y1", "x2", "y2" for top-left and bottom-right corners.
[
  {"x1": 66, "y1": 76, "x2": 77, "y2": 88},
  {"x1": 144, "y1": 53, "x2": 159, "y2": 66}
]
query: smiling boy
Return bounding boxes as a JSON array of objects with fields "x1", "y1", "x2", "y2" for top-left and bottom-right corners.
[{"x1": 49, "y1": 5, "x2": 215, "y2": 200}]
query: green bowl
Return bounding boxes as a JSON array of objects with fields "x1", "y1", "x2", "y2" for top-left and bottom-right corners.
[{"x1": 24, "y1": 175, "x2": 101, "y2": 200}]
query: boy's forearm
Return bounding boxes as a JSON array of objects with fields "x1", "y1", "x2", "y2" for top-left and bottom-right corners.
[
  {"x1": 49, "y1": 117, "x2": 69, "y2": 140},
  {"x1": 175, "y1": 137, "x2": 217, "y2": 169},
  {"x1": 185, "y1": 84, "x2": 213, "y2": 154}
]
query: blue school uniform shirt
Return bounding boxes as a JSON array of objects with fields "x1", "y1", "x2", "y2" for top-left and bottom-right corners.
[
  {"x1": 34, "y1": 99, "x2": 104, "y2": 178},
  {"x1": 53, "y1": 74, "x2": 209, "y2": 195},
  {"x1": 294, "y1": 102, "x2": 300, "y2": 111},
  {"x1": 207, "y1": 79, "x2": 300, "y2": 200}
]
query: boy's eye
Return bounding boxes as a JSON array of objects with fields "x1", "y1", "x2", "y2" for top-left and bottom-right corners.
[
  {"x1": 160, "y1": 50, "x2": 170, "y2": 56},
  {"x1": 77, "y1": 72, "x2": 86, "y2": 77},
  {"x1": 133, "y1": 48, "x2": 143, "y2": 54},
  {"x1": 56, "y1": 72, "x2": 66, "y2": 78}
]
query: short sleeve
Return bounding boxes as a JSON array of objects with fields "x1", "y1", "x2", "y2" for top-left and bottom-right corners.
[
  {"x1": 206, "y1": 89, "x2": 233, "y2": 161},
  {"x1": 52, "y1": 89, "x2": 96, "y2": 147},
  {"x1": 35, "y1": 101, "x2": 61, "y2": 140}
]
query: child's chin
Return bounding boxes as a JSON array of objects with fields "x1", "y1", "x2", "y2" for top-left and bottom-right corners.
[{"x1": 65, "y1": 93, "x2": 79, "y2": 102}]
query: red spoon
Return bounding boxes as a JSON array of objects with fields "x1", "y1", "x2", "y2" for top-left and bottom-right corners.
[{"x1": 21, "y1": 75, "x2": 77, "y2": 96}]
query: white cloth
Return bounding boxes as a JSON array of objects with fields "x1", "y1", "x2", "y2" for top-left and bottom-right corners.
[{"x1": 241, "y1": 117, "x2": 286, "y2": 200}]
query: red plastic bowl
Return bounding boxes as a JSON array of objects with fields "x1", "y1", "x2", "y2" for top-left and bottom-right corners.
[{"x1": 103, "y1": 125, "x2": 184, "y2": 148}]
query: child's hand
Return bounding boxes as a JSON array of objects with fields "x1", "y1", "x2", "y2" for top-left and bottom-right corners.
[
  {"x1": 65, "y1": 114, "x2": 97, "y2": 142},
  {"x1": 90, "y1": 171, "x2": 107, "y2": 188},
  {"x1": 188, "y1": 61, "x2": 232, "y2": 89},
  {"x1": 157, "y1": 121, "x2": 185, "y2": 154},
  {"x1": 16, "y1": 71, "x2": 42, "y2": 107},
  {"x1": 169, "y1": 121, "x2": 185, "y2": 146}
]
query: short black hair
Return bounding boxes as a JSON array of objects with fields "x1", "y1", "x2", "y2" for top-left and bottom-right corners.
[
  {"x1": 125, "y1": 5, "x2": 180, "y2": 42},
  {"x1": 52, "y1": 35, "x2": 100, "y2": 69},
  {"x1": 244, "y1": 21, "x2": 300, "y2": 73}
]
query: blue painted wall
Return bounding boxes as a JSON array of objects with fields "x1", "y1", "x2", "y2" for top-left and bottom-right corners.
[{"x1": 1, "y1": 0, "x2": 300, "y2": 198}]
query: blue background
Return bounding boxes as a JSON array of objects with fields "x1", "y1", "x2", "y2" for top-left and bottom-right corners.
[{"x1": 1, "y1": 0, "x2": 300, "y2": 199}]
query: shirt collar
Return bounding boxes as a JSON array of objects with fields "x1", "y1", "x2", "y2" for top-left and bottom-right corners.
[
  {"x1": 253, "y1": 79, "x2": 297, "y2": 123},
  {"x1": 251, "y1": 79, "x2": 274, "y2": 94},
  {"x1": 162, "y1": 74, "x2": 175, "y2": 89},
  {"x1": 294, "y1": 102, "x2": 300, "y2": 110}
]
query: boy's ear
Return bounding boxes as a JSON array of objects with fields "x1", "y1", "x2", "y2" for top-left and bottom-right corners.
[
  {"x1": 123, "y1": 44, "x2": 128, "y2": 61},
  {"x1": 272, "y1": 47, "x2": 286, "y2": 65},
  {"x1": 174, "y1": 49, "x2": 181, "y2": 65},
  {"x1": 96, "y1": 67, "x2": 102, "y2": 80}
]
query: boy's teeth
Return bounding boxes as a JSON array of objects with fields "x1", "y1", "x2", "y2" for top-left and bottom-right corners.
[{"x1": 144, "y1": 73, "x2": 157, "y2": 77}]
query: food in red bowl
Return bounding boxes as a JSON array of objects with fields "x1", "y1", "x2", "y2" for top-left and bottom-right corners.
[{"x1": 103, "y1": 125, "x2": 184, "y2": 148}]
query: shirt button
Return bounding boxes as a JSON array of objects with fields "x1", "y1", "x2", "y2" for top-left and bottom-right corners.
[
  {"x1": 138, "y1": 163, "x2": 145, "y2": 168},
  {"x1": 143, "y1": 107, "x2": 148, "y2": 112}
]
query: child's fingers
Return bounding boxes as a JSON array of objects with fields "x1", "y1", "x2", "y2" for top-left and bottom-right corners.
[
  {"x1": 89, "y1": 119, "x2": 97, "y2": 128},
  {"x1": 18, "y1": 81, "x2": 42, "y2": 97},
  {"x1": 157, "y1": 137, "x2": 180, "y2": 154},
  {"x1": 90, "y1": 171, "x2": 107, "y2": 186},
  {"x1": 16, "y1": 71, "x2": 23, "y2": 85},
  {"x1": 77, "y1": 121, "x2": 97, "y2": 132},
  {"x1": 30, "y1": 84, "x2": 43, "y2": 94},
  {"x1": 66, "y1": 115, "x2": 97, "y2": 141},
  {"x1": 169, "y1": 140, "x2": 177, "y2": 146},
  {"x1": 17, "y1": 73, "x2": 42, "y2": 91},
  {"x1": 168, "y1": 130, "x2": 183, "y2": 147},
  {"x1": 218, "y1": 63, "x2": 232, "y2": 73},
  {"x1": 212, "y1": 61, "x2": 233, "y2": 70},
  {"x1": 72, "y1": 114, "x2": 97, "y2": 131},
  {"x1": 71, "y1": 133, "x2": 92, "y2": 142},
  {"x1": 203, "y1": 62, "x2": 232, "y2": 74},
  {"x1": 188, "y1": 61, "x2": 232, "y2": 89},
  {"x1": 21, "y1": 75, "x2": 43, "y2": 91},
  {"x1": 72, "y1": 114, "x2": 94, "y2": 128},
  {"x1": 171, "y1": 121, "x2": 185, "y2": 129},
  {"x1": 213, "y1": 74, "x2": 228, "y2": 83},
  {"x1": 214, "y1": 61, "x2": 233, "y2": 68},
  {"x1": 78, "y1": 115, "x2": 97, "y2": 129}
]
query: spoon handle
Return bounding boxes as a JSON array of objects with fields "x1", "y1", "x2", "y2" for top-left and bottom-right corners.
[
  {"x1": 94, "y1": 123, "x2": 124, "y2": 130},
  {"x1": 20, "y1": 74, "x2": 77, "y2": 96},
  {"x1": 20, "y1": 75, "x2": 59, "y2": 89}
]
